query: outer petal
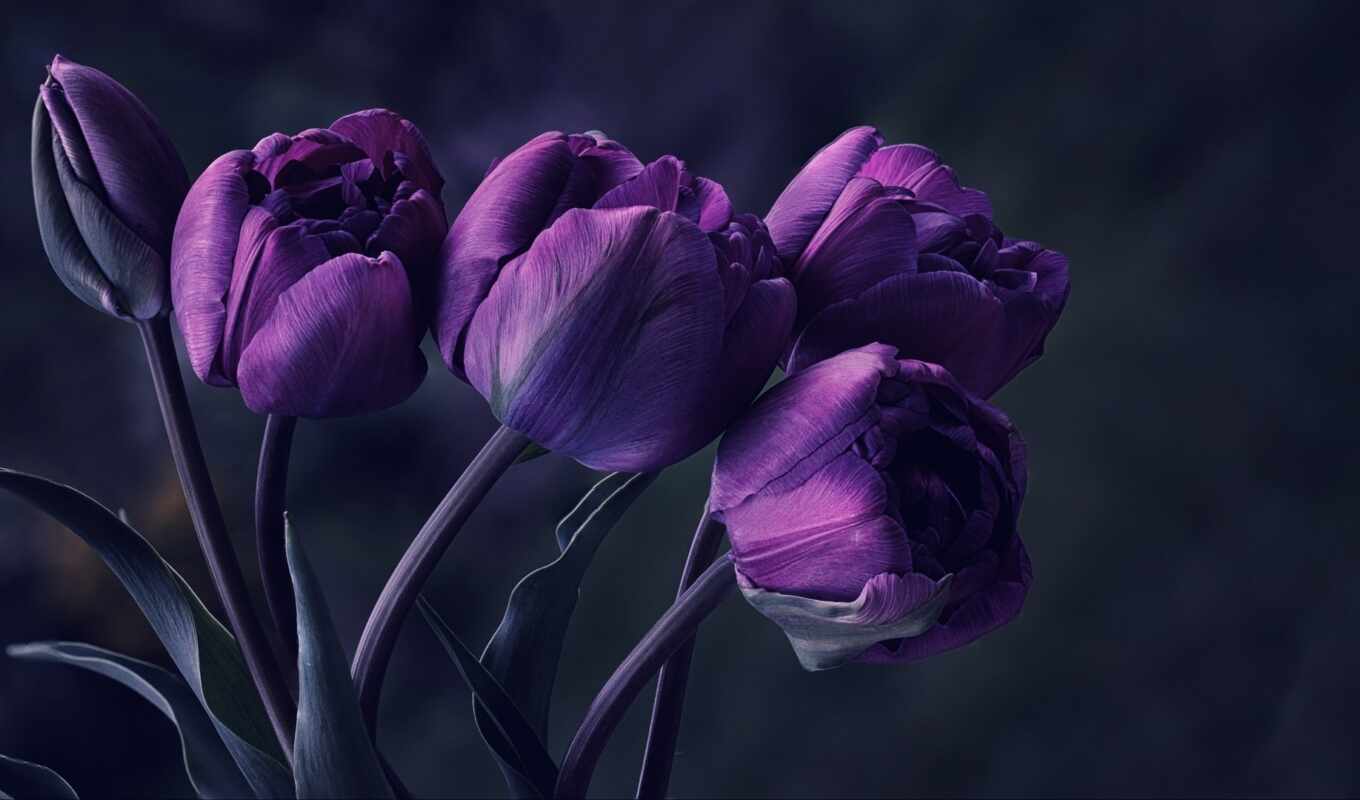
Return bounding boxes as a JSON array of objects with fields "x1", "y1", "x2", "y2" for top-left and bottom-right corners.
[
  {"x1": 764, "y1": 126, "x2": 883, "y2": 264},
  {"x1": 236, "y1": 251, "x2": 426, "y2": 417},
  {"x1": 724, "y1": 451, "x2": 912, "y2": 600},
  {"x1": 858, "y1": 535, "x2": 1031, "y2": 663},
  {"x1": 711, "y1": 343, "x2": 899, "y2": 513},
  {"x1": 789, "y1": 269, "x2": 1060, "y2": 398},
  {"x1": 47, "y1": 55, "x2": 188, "y2": 261},
  {"x1": 858, "y1": 144, "x2": 993, "y2": 219},
  {"x1": 433, "y1": 132, "x2": 579, "y2": 375},
  {"x1": 790, "y1": 177, "x2": 916, "y2": 331},
  {"x1": 464, "y1": 206, "x2": 724, "y2": 471},
  {"x1": 330, "y1": 108, "x2": 445, "y2": 197},
  {"x1": 171, "y1": 149, "x2": 256, "y2": 384}
]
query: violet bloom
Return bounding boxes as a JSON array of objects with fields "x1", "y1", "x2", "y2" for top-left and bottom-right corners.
[
  {"x1": 32, "y1": 55, "x2": 188, "y2": 319},
  {"x1": 765, "y1": 126, "x2": 1070, "y2": 398},
  {"x1": 710, "y1": 344, "x2": 1030, "y2": 669},
  {"x1": 172, "y1": 110, "x2": 446, "y2": 417},
  {"x1": 436, "y1": 132, "x2": 794, "y2": 471}
]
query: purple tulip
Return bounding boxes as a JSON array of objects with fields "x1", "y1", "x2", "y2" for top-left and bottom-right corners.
[
  {"x1": 436, "y1": 132, "x2": 795, "y2": 471},
  {"x1": 32, "y1": 55, "x2": 188, "y2": 319},
  {"x1": 710, "y1": 344, "x2": 1030, "y2": 669},
  {"x1": 172, "y1": 110, "x2": 446, "y2": 417},
  {"x1": 765, "y1": 126, "x2": 1070, "y2": 398}
]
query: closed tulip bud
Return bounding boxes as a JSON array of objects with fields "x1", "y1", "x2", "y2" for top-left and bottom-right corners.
[
  {"x1": 172, "y1": 109, "x2": 446, "y2": 417},
  {"x1": 32, "y1": 55, "x2": 189, "y2": 319},
  {"x1": 711, "y1": 344, "x2": 1030, "y2": 670},
  {"x1": 437, "y1": 132, "x2": 796, "y2": 471},
  {"x1": 766, "y1": 126, "x2": 1071, "y2": 398}
]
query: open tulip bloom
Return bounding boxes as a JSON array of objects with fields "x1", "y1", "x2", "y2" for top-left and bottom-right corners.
[{"x1": 7, "y1": 55, "x2": 1070, "y2": 800}]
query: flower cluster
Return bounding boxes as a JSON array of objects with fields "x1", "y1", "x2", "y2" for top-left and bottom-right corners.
[{"x1": 31, "y1": 56, "x2": 1069, "y2": 682}]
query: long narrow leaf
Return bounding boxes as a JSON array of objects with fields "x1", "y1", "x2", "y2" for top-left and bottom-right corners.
[
  {"x1": 285, "y1": 521, "x2": 392, "y2": 800},
  {"x1": 475, "y1": 471, "x2": 659, "y2": 795},
  {"x1": 0, "y1": 753, "x2": 78, "y2": 799},
  {"x1": 7, "y1": 642, "x2": 252, "y2": 799},
  {"x1": 416, "y1": 598, "x2": 558, "y2": 798},
  {"x1": 0, "y1": 468, "x2": 292, "y2": 799}
]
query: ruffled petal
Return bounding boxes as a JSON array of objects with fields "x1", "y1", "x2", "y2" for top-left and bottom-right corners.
[
  {"x1": 47, "y1": 55, "x2": 188, "y2": 261},
  {"x1": 236, "y1": 251, "x2": 426, "y2": 417},
  {"x1": 711, "y1": 343, "x2": 899, "y2": 513},
  {"x1": 433, "y1": 132, "x2": 580, "y2": 375},
  {"x1": 463, "y1": 206, "x2": 725, "y2": 471},
  {"x1": 330, "y1": 108, "x2": 445, "y2": 197},
  {"x1": 171, "y1": 149, "x2": 256, "y2": 384},
  {"x1": 791, "y1": 177, "x2": 916, "y2": 331},
  {"x1": 859, "y1": 535, "x2": 1030, "y2": 663},
  {"x1": 251, "y1": 128, "x2": 365, "y2": 187},
  {"x1": 764, "y1": 126, "x2": 883, "y2": 264},
  {"x1": 858, "y1": 144, "x2": 993, "y2": 219}
]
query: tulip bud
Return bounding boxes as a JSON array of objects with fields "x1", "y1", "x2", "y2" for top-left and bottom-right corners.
[
  {"x1": 766, "y1": 126, "x2": 1070, "y2": 398},
  {"x1": 711, "y1": 344, "x2": 1031, "y2": 670},
  {"x1": 32, "y1": 55, "x2": 188, "y2": 320},
  {"x1": 438, "y1": 132, "x2": 796, "y2": 471}
]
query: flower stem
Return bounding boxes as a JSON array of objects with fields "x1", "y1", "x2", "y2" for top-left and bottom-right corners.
[
  {"x1": 351, "y1": 424, "x2": 532, "y2": 735},
  {"x1": 556, "y1": 554, "x2": 736, "y2": 800},
  {"x1": 635, "y1": 509, "x2": 725, "y2": 798},
  {"x1": 256, "y1": 413, "x2": 299, "y2": 685},
  {"x1": 136, "y1": 317, "x2": 296, "y2": 764}
]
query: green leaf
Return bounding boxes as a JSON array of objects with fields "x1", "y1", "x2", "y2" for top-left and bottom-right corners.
[
  {"x1": 740, "y1": 574, "x2": 955, "y2": 670},
  {"x1": 0, "y1": 753, "x2": 78, "y2": 798},
  {"x1": 476, "y1": 471, "x2": 658, "y2": 795},
  {"x1": 286, "y1": 521, "x2": 392, "y2": 800},
  {"x1": 7, "y1": 641, "x2": 252, "y2": 799},
  {"x1": 0, "y1": 468, "x2": 292, "y2": 799},
  {"x1": 416, "y1": 598, "x2": 558, "y2": 799}
]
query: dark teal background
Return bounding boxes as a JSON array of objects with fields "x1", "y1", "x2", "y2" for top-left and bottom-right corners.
[{"x1": 2, "y1": 2, "x2": 1357, "y2": 796}]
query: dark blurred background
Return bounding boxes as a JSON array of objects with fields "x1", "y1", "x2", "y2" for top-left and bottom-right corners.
[{"x1": 3, "y1": 1, "x2": 1358, "y2": 797}]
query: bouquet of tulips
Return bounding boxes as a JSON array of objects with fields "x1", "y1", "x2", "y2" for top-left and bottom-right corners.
[{"x1": 2, "y1": 55, "x2": 1069, "y2": 799}]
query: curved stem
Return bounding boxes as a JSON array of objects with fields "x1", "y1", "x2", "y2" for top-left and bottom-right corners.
[
  {"x1": 351, "y1": 424, "x2": 532, "y2": 735},
  {"x1": 256, "y1": 413, "x2": 299, "y2": 685},
  {"x1": 556, "y1": 554, "x2": 736, "y2": 800},
  {"x1": 636, "y1": 508, "x2": 725, "y2": 798},
  {"x1": 137, "y1": 318, "x2": 296, "y2": 764}
]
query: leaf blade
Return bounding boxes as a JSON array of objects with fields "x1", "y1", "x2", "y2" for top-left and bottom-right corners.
[
  {"x1": 417, "y1": 598, "x2": 558, "y2": 798},
  {"x1": 7, "y1": 641, "x2": 252, "y2": 799},
  {"x1": 0, "y1": 753, "x2": 78, "y2": 799},
  {"x1": 0, "y1": 468, "x2": 292, "y2": 799},
  {"x1": 286, "y1": 521, "x2": 392, "y2": 800}
]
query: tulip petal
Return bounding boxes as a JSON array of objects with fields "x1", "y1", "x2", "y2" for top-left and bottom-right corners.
[
  {"x1": 434, "y1": 132, "x2": 580, "y2": 375},
  {"x1": 688, "y1": 177, "x2": 734, "y2": 232},
  {"x1": 724, "y1": 451, "x2": 912, "y2": 600},
  {"x1": 711, "y1": 343, "x2": 899, "y2": 513},
  {"x1": 713, "y1": 276, "x2": 796, "y2": 430},
  {"x1": 48, "y1": 55, "x2": 188, "y2": 260},
  {"x1": 791, "y1": 177, "x2": 916, "y2": 330},
  {"x1": 859, "y1": 535, "x2": 1030, "y2": 663},
  {"x1": 789, "y1": 269, "x2": 1061, "y2": 398},
  {"x1": 251, "y1": 128, "x2": 365, "y2": 188},
  {"x1": 32, "y1": 98, "x2": 120, "y2": 317},
  {"x1": 738, "y1": 567, "x2": 951, "y2": 671},
  {"x1": 220, "y1": 214, "x2": 332, "y2": 379},
  {"x1": 858, "y1": 144, "x2": 993, "y2": 219},
  {"x1": 331, "y1": 108, "x2": 445, "y2": 198},
  {"x1": 47, "y1": 112, "x2": 167, "y2": 320},
  {"x1": 237, "y1": 251, "x2": 426, "y2": 417},
  {"x1": 764, "y1": 126, "x2": 883, "y2": 264},
  {"x1": 172, "y1": 149, "x2": 256, "y2": 384},
  {"x1": 592, "y1": 156, "x2": 685, "y2": 213},
  {"x1": 464, "y1": 206, "x2": 724, "y2": 471},
  {"x1": 367, "y1": 188, "x2": 447, "y2": 276}
]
